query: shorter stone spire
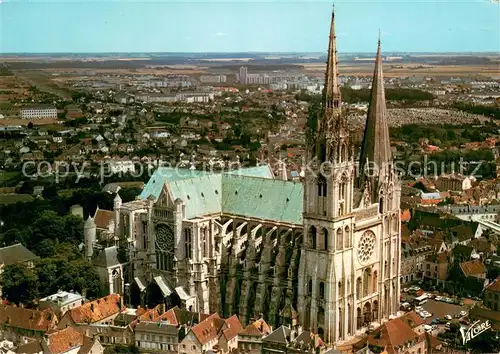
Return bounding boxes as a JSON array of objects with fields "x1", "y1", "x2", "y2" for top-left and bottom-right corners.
[{"x1": 358, "y1": 35, "x2": 392, "y2": 188}]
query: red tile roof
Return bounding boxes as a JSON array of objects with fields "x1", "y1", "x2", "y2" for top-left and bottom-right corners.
[
  {"x1": 486, "y1": 276, "x2": 500, "y2": 293},
  {"x1": 460, "y1": 259, "x2": 487, "y2": 277},
  {"x1": 222, "y1": 315, "x2": 243, "y2": 341},
  {"x1": 0, "y1": 305, "x2": 58, "y2": 332},
  {"x1": 401, "y1": 209, "x2": 411, "y2": 222},
  {"x1": 67, "y1": 294, "x2": 124, "y2": 324},
  {"x1": 137, "y1": 305, "x2": 164, "y2": 322},
  {"x1": 402, "y1": 311, "x2": 424, "y2": 328},
  {"x1": 46, "y1": 327, "x2": 85, "y2": 354},
  {"x1": 191, "y1": 313, "x2": 223, "y2": 345},
  {"x1": 240, "y1": 323, "x2": 264, "y2": 336},
  {"x1": 240, "y1": 318, "x2": 272, "y2": 337},
  {"x1": 368, "y1": 317, "x2": 423, "y2": 354},
  {"x1": 93, "y1": 209, "x2": 114, "y2": 229}
]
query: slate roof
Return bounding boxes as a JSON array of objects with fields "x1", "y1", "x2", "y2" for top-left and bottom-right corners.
[
  {"x1": 453, "y1": 244, "x2": 475, "y2": 258},
  {"x1": 135, "y1": 321, "x2": 178, "y2": 335},
  {"x1": 138, "y1": 165, "x2": 303, "y2": 224},
  {"x1": 263, "y1": 325, "x2": 291, "y2": 344},
  {"x1": 92, "y1": 246, "x2": 121, "y2": 268},
  {"x1": 0, "y1": 243, "x2": 39, "y2": 266}
]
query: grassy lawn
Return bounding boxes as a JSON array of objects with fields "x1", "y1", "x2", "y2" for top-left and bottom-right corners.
[
  {"x1": 0, "y1": 171, "x2": 20, "y2": 182},
  {"x1": 0, "y1": 194, "x2": 34, "y2": 204}
]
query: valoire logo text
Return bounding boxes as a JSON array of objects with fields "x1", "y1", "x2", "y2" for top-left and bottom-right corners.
[{"x1": 460, "y1": 320, "x2": 492, "y2": 345}]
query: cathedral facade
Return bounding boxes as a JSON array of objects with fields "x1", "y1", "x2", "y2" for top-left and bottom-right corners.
[{"x1": 93, "y1": 8, "x2": 402, "y2": 345}]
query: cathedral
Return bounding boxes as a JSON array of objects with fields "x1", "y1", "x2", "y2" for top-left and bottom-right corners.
[{"x1": 83, "y1": 7, "x2": 401, "y2": 346}]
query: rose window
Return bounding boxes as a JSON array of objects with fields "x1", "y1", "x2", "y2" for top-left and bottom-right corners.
[
  {"x1": 156, "y1": 224, "x2": 174, "y2": 253},
  {"x1": 357, "y1": 231, "x2": 376, "y2": 264}
]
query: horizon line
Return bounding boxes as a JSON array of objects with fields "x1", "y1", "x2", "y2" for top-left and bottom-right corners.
[{"x1": 1, "y1": 51, "x2": 499, "y2": 55}]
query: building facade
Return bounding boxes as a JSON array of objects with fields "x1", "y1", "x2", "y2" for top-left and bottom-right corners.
[
  {"x1": 111, "y1": 8, "x2": 401, "y2": 346},
  {"x1": 20, "y1": 105, "x2": 57, "y2": 119}
]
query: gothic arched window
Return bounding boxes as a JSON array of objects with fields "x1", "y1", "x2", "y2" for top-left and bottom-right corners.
[
  {"x1": 318, "y1": 143, "x2": 326, "y2": 162},
  {"x1": 392, "y1": 214, "x2": 399, "y2": 232},
  {"x1": 319, "y1": 282, "x2": 325, "y2": 299},
  {"x1": 308, "y1": 226, "x2": 317, "y2": 249},
  {"x1": 373, "y1": 270, "x2": 378, "y2": 293},
  {"x1": 344, "y1": 226, "x2": 350, "y2": 248},
  {"x1": 317, "y1": 176, "x2": 327, "y2": 197},
  {"x1": 363, "y1": 268, "x2": 372, "y2": 297},
  {"x1": 340, "y1": 180, "x2": 347, "y2": 200},
  {"x1": 308, "y1": 279, "x2": 313, "y2": 295},
  {"x1": 322, "y1": 228, "x2": 329, "y2": 251},
  {"x1": 336, "y1": 228, "x2": 343, "y2": 250},
  {"x1": 184, "y1": 228, "x2": 192, "y2": 259}
]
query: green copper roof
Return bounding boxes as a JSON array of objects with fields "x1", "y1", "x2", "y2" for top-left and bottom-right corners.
[
  {"x1": 222, "y1": 175, "x2": 303, "y2": 225},
  {"x1": 139, "y1": 167, "x2": 211, "y2": 201},
  {"x1": 138, "y1": 165, "x2": 303, "y2": 224},
  {"x1": 168, "y1": 174, "x2": 223, "y2": 219},
  {"x1": 225, "y1": 165, "x2": 274, "y2": 179}
]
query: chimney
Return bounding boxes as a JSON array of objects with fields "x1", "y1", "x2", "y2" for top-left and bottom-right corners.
[{"x1": 90, "y1": 304, "x2": 94, "y2": 312}]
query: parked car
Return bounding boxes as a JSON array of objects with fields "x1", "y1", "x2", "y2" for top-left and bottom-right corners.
[
  {"x1": 445, "y1": 315, "x2": 452, "y2": 320},
  {"x1": 460, "y1": 310, "x2": 467, "y2": 317}
]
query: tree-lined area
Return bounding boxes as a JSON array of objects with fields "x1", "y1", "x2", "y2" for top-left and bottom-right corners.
[
  {"x1": 0, "y1": 187, "x2": 141, "y2": 305},
  {"x1": 295, "y1": 87, "x2": 435, "y2": 104}
]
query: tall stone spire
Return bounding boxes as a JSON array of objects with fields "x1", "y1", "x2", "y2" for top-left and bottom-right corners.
[
  {"x1": 323, "y1": 4, "x2": 341, "y2": 110},
  {"x1": 358, "y1": 37, "x2": 392, "y2": 187},
  {"x1": 311, "y1": 4, "x2": 346, "y2": 164}
]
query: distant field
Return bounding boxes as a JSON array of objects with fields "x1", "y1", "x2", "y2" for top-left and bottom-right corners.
[
  {"x1": 0, "y1": 118, "x2": 59, "y2": 126},
  {"x1": 36, "y1": 67, "x2": 210, "y2": 76},
  {"x1": 0, "y1": 194, "x2": 34, "y2": 205},
  {"x1": 0, "y1": 75, "x2": 31, "y2": 103},
  {"x1": 302, "y1": 63, "x2": 500, "y2": 78}
]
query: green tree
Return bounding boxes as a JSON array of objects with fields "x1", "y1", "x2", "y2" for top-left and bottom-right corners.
[
  {"x1": 36, "y1": 258, "x2": 59, "y2": 296},
  {"x1": 0, "y1": 264, "x2": 39, "y2": 304},
  {"x1": 104, "y1": 345, "x2": 139, "y2": 354},
  {"x1": 35, "y1": 238, "x2": 56, "y2": 258}
]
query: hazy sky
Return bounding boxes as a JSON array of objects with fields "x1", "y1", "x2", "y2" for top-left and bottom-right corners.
[{"x1": 1, "y1": 0, "x2": 499, "y2": 53}]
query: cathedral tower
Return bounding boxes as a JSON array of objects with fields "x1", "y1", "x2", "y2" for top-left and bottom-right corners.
[
  {"x1": 298, "y1": 6, "x2": 357, "y2": 343},
  {"x1": 298, "y1": 10, "x2": 401, "y2": 343},
  {"x1": 357, "y1": 36, "x2": 402, "y2": 328}
]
